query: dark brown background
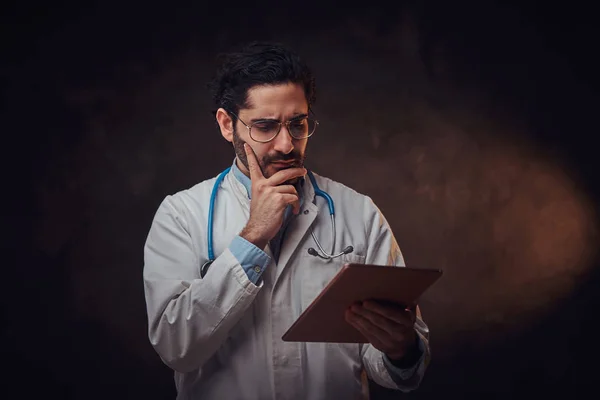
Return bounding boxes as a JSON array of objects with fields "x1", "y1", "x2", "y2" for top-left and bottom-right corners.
[{"x1": 3, "y1": 0, "x2": 599, "y2": 399}]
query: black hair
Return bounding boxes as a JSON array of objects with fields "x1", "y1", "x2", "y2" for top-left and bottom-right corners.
[{"x1": 208, "y1": 41, "x2": 316, "y2": 122}]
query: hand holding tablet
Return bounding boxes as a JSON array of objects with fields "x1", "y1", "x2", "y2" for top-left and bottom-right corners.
[{"x1": 282, "y1": 264, "x2": 443, "y2": 343}]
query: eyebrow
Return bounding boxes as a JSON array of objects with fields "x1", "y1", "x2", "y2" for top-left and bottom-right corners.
[{"x1": 249, "y1": 113, "x2": 308, "y2": 123}]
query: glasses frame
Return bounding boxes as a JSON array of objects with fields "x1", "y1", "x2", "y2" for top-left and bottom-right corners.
[{"x1": 227, "y1": 110, "x2": 319, "y2": 143}]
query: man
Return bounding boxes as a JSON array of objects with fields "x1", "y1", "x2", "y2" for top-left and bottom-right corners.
[{"x1": 143, "y1": 42, "x2": 431, "y2": 400}]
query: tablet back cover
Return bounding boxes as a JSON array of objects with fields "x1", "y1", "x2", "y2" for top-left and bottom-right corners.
[{"x1": 282, "y1": 264, "x2": 442, "y2": 343}]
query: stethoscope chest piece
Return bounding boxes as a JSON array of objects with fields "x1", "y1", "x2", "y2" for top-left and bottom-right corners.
[{"x1": 201, "y1": 260, "x2": 214, "y2": 278}]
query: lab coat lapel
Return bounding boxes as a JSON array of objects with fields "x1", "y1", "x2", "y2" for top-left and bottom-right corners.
[{"x1": 273, "y1": 177, "x2": 318, "y2": 286}]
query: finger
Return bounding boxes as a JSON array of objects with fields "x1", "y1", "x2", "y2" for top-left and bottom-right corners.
[
  {"x1": 272, "y1": 185, "x2": 299, "y2": 195},
  {"x1": 348, "y1": 311, "x2": 396, "y2": 349},
  {"x1": 346, "y1": 310, "x2": 386, "y2": 347},
  {"x1": 279, "y1": 193, "x2": 300, "y2": 209},
  {"x1": 266, "y1": 167, "x2": 307, "y2": 186},
  {"x1": 244, "y1": 143, "x2": 264, "y2": 180},
  {"x1": 292, "y1": 197, "x2": 301, "y2": 215},
  {"x1": 352, "y1": 305, "x2": 406, "y2": 337},
  {"x1": 362, "y1": 300, "x2": 415, "y2": 326},
  {"x1": 272, "y1": 185, "x2": 300, "y2": 214},
  {"x1": 288, "y1": 195, "x2": 300, "y2": 215},
  {"x1": 351, "y1": 319, "x2": 388, "y2": 349}
]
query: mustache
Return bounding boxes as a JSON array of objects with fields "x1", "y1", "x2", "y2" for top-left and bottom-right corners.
[{"x1": 264, "y1": 152, "x2": 303, "y2": 165}]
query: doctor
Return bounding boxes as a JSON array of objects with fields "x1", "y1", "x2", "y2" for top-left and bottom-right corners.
[{"x1": 143, "y1": 42, "x2": 431, "y2": 400}]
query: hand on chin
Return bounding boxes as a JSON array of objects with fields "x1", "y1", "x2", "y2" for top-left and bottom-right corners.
[{"x1": 268, "y1": 163, "x2": 302, "y2": 185}]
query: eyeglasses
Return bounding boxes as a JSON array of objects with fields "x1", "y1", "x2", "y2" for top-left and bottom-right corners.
[{"x1": 228, "y1": 111, "x2": 319, "y2": 143}]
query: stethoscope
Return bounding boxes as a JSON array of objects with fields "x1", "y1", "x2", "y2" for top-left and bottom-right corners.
[{"x1": 200, "y1": 167, "x2": 354, "y2": 278}]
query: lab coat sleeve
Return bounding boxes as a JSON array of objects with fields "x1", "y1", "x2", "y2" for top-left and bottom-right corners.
[
  {"x1": 143, "y1": 194, "x2": 262, "y2": 373},
  {"x1": 229, "y1": 235, "x2": 271, "y2": 285},
  {"x1": 359, "y1": 198, "x2": 431, "y2": 392}
]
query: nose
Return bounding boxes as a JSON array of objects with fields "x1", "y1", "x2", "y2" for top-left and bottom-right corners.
[{"x1": 272, "y1": 124, "x2": 294, "y2": 154}]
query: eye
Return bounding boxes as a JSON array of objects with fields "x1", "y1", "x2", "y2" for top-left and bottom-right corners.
[{"x1": 254, "y1": 121, "x2": 278, "y2": 132}]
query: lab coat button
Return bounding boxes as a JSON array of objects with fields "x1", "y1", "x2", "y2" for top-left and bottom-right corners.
[
  {"x1": 303, "y1": 209, "x2": 309, "y2": 215},
  {"x1": 253, "y1": 266, "x2": 261, "y2": 273}
]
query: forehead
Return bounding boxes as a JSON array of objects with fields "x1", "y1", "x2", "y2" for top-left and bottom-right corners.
[{"x1": 243, "y1": 83, "x2": 308, "y2": 115}]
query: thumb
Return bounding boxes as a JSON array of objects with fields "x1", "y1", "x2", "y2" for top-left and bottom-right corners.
[{"x1": 244, "y1": 143, "x2": 263, "y2": 179}]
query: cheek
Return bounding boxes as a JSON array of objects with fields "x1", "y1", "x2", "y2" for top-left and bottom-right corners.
[
  {"x1": 253, "y1": 148, "x2": 270, "y2": 163},
  {"x1": 252, "y1": 147, "x2": 274, "y2": 170},
  {"x1": 295, "y1": 141, "x2": 308, "y2": 154}
]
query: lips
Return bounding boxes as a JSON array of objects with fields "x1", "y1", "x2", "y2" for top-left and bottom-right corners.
[{"x1": 271, "y1": 160, "x2": 298, "y2": 168}]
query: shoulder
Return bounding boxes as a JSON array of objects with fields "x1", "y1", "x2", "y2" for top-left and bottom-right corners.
[{"x1": 154, "y1": 173, "x2": 220, "y2": 221}]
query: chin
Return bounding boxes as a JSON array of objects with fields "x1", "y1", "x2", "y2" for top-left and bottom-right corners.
[{"x1": 284, "y1": 177, "x2": 301, "y2": 186}]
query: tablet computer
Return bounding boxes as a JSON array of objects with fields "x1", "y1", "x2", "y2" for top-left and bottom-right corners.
[{"x1": 282, "y1": 263, "x2": 442, "y2": 343}]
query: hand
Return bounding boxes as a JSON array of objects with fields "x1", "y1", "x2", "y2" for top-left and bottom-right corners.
[
  {"x1": 345, "y1": 300, "x2": 418, "y2": 361},
  {"x1": 240, "y1": 143, "x2": 306, "y2": 249}
]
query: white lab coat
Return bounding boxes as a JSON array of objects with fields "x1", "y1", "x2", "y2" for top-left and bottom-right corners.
[{"x1": 143, "y1": 168, "x2": 430, "y2": 400}]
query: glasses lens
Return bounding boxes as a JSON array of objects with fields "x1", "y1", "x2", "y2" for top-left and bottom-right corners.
[
  {"x1": 250, "y1": 120, "x2": 281, "y2": 142},
  {"x1": 289, "y1": 118, "x2": 317, "y2": 139},
  {"x1": 249, "y1": 118, "x2": 318, "y2": 142}
]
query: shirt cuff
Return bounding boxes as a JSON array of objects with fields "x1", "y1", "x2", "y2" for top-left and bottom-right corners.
[
  {"x1": 383, "y1": 334, "x2": 425, "y2": 381},
  {"x1": 229, "y1": 235, "x2": 271, "y2": 285}
]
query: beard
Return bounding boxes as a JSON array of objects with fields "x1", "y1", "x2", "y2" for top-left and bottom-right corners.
[{"x1": 232, "y1": 127, "x2": 306, "y2": 185}]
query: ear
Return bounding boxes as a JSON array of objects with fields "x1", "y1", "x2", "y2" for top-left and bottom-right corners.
[{"x1": 216, "y1": 108, "x2": 234, "y2": 143}]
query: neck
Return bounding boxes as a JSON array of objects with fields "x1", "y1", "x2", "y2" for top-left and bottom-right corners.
[{"x1": 236, "y1": 158, "x2": 251, "y2": 178}]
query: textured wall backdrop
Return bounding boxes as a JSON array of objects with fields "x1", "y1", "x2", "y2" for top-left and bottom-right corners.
[{"x1": 5, "y1": 1, "x2": 599, "y2": 399}]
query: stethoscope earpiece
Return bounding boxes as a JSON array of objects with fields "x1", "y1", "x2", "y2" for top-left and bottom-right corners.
[
  {"x1": 307, "y1": 247, "x2": 322, "y2": 258},
  {"x1": 307, "y1": 245, "x2": 354, "y2": 260}
]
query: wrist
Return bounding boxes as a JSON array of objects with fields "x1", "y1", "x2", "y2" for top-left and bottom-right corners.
[
  {"x1": 240, "y1": 227, "x2": 268, "y2": 250},
  {"x1": 387, "y1": 334, "x2": 421, "y2": 368}
]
